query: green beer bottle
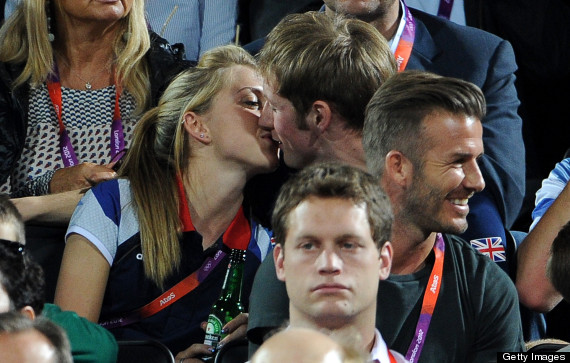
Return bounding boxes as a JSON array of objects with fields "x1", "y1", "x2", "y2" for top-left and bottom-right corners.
[{"x1": 203, "y1": 248, "x2": 246, "y2": 350}]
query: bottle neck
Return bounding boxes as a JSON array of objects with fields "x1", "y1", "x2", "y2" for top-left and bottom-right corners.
[{"x1": 219, "y1": 249, "x2": 246, "y2": 301}]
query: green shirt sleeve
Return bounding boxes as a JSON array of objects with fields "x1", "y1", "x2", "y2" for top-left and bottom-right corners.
[{"x1": 42, "y1": 303, "x2": 118, "y2": 363}]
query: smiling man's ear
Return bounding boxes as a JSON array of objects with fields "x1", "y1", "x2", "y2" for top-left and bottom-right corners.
[
  {"x1": 385, "y1": 150, "x2": 414, "y2": 187},
  {"x1": 182, "y1": 111, "x2": 211, "y2": 144}
]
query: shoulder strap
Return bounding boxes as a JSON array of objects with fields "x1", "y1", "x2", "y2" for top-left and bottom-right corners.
[
  {"x1": 100, "y1": 247, "x2": 228, "y2": 329},
  {"x1": 100, "y1": 204, "x2": 252, "y2": 329}
]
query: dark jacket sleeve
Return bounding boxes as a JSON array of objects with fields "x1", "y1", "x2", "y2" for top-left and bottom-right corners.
[
  {"x1": 147, "y1": 32, "x2": 196, "y2": 106},
  {"x1": 475, "y1": 38, "x2": 525, "y2": 228},
  {"x1": 0, "y1": 62, "x2": 28, "y2": 185}
]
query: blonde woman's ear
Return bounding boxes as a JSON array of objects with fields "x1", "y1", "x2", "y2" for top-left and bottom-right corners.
[{"x1": 182, "y1": 111, "x2": 211, "y2": 144}]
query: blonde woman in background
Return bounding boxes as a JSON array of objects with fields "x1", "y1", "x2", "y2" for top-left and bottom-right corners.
[{"x1": 0, "y1": 0, "x2": 191, "y2": 221}]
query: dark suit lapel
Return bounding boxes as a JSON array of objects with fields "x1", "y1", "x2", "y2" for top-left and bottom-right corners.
[{"x1": 406, "y1": 9, "x2": 440, "y2": 70}]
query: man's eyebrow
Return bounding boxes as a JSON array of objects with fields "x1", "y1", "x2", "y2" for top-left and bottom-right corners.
[
  {"x1": 294, "y1": 233, "x2": 363, "y2": 241},
  {"x1": 295, "y1": 234, "x2": 318, "y2": 241},
  {"x1": 449, "y1": 150, "x2": 484, "y2": 160},
  {"x1": 334, "y1": 233, "x2": 363, "y2": 241}
]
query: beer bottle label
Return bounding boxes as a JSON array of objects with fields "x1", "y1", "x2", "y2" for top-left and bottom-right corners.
[{"x1": 204, "y1": 314, "x2": 223, "y2": 347}]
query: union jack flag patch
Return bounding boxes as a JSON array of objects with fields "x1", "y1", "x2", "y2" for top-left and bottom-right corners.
[{"x1": 470, "y1": 237, "x2": 506, "y2": 262}]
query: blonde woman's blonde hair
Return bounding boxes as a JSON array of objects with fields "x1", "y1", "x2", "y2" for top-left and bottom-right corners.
[
  {"x1": 0, "y1": 0, "x2": 151, "y2": 113},
  {"x1": 119, "y1": 45, "x2": 257, "y2": 287}
]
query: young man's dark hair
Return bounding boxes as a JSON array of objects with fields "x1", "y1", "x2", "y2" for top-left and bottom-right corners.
[{"x1": 272, "y1": 162, "x2": 393, "y2": 249}]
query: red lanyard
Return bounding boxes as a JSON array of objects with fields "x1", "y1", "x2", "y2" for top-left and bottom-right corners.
[
  {"x1": 100, "y1": 177, "x2": 251, "y2": 329},
  {"x1": 177, "y1": 175, "x2": 251, "y2": 249},
  {"x1": 404, "y1": 233, "x2": 445, "y2": 363},
  {"x1": 46, "y1": 64, "x2": 125, "y2": 168},
  {"x1": 394, "y1": 2, "x2": 416, "y2": 71}
]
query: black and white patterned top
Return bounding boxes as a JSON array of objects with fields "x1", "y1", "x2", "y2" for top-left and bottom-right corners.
[{"x1": 0, "y1": 84, "x2": 137, "y2": 197}]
